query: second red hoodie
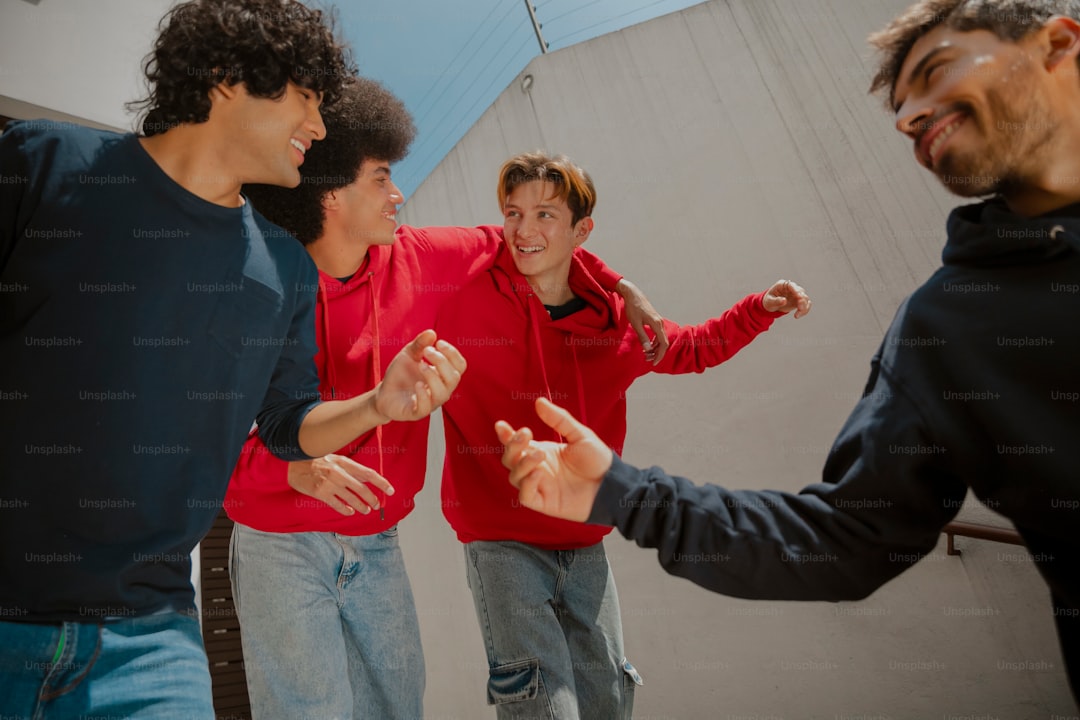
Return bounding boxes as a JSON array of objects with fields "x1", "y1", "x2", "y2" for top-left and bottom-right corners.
[{"x1": 437, "y1": 246, "x2": 783, "y2": 549}]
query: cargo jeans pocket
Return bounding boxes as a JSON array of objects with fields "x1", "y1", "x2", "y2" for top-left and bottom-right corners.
[{"x1": 487, "y1": 657, "x2": 542, "y2": 705}]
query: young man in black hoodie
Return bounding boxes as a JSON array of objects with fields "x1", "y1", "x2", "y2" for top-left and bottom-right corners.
[{"x1": 496, "y1": 0, "x2": 1080, "y2": 705}]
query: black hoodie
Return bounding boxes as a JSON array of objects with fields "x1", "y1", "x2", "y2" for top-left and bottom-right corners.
[{"x1": 589, "y1": 198, "x2": 1080, "y2": 700}]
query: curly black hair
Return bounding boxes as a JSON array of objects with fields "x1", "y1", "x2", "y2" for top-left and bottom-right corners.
[
  {"x1": 128, "y1": 0, "x2": 355, "y2": 136},
  {"x1": 243, "y1": 75, "x2": 416, "y2": 245}
]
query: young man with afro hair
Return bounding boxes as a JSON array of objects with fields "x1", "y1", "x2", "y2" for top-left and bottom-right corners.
[
  {"x1": 0, "y1": 2, "x2": 468, "y2": 717},
  {"x1": 498, "y1": 0, "x2": 1080, "y2": 706},
  {"x1": 226, "y1": 75, "x2": 664, "y2": 719}
]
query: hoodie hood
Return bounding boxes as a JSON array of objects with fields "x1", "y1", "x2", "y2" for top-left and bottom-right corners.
[
  {"x1": 943, "y1": 198, "x2": 1080, "y2": 267},
  {"x1": 489, "y1": 244, "x2": 621, "y2": 336}
]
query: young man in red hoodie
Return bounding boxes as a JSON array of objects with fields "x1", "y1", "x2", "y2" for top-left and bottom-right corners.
[
  {"x1": 436, "y1": 152, "x2": 811, "y2": 718},
  {"x1": 224, "y1": 78, "x2": 663, "y2": 720}
]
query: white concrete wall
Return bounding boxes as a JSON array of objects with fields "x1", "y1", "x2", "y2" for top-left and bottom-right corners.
[
  {"x1": 0, "y1": 0, "x2": 173, "y2": 129},
  {"x1": 398, "y1": 1, "x2": 1075, "y2": 717}
]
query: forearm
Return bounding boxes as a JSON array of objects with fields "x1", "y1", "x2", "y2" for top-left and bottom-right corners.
[
  {"x1": 296, "y1": 390, "x2": 388, "y2": 457},
  {"x1": 590, "y1": 456, "x2": 916, "y2": 601}
]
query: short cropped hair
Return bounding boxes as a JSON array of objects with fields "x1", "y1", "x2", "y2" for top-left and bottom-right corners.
[
  {"x1": 869, "y1": 0, "x2": 1080, "y2": 107},
  {"x1": 129, "y1": 0, "x2": 355, "y2": 136},
  {"x1": 497, "y1": 152, "x2": 597, "y2": 226},
  {"x1": 242, "y1": 76, "x2": 416, "y2": 245}
]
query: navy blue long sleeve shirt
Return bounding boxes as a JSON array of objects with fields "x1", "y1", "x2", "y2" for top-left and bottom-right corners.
[{"x1": 0, "y1": 121, "x2": 321, "y2": 620}]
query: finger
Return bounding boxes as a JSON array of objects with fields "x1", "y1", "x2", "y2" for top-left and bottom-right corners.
[
  {"x1": 321, "y1": 493, "x2": 359, "y2": 516},
  {"x1": 534, "y1": 396, "x2": 590, "y2": 445},
  {"x1": 434, "y1": 339, "x2": 467, "y2": 374},
  {"x1": 402, "y1": 329, "x2": 438, "y2": 362},
  {"x1": 494, "y1": 420, "x2": 517, "y2": 445},
  {"x1": 517, "y1": 470, "x2": 543, "y2": 511},
  {"x1": 332, "y1": 456, "x2": 395, "y2": 495},
  {"x1": 499, "y1": 424, "x2": 535, "y2": 472},
  {"x1": 648, "y1": 317, "x2": 670, "y2": 365},
  {"x1": 326, "y1": 463, "x2": 381, "y2": 511},
  {"x1": 410, "y1": 380, "x2": 430, "y2": 417},
  {"x1": 422, "y1": 346, "x2": 461, "y2": 398},
  {"x1": 507, "y1": 446, "x2": 546, "y2": 488}
]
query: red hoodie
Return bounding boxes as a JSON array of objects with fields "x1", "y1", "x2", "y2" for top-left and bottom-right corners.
[
  {"x1": 225, "y1": 225, "x2": 625, "y2": 534},
  {"x1": 437, "y1": 246, "x2": 783, "y2": 549}
]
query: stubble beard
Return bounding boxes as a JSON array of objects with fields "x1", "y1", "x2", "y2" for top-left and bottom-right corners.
[{"x1": 935, "y1": 77, "x2": 1055, "y2": 199}]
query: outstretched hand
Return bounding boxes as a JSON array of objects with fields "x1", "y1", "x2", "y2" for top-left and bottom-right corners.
[
  {"x1": 376, "y1": 330, "x2": 467, "y2": 422},
  {"x1": 495, "y1": 397, "x2": 614, "y2": 522},
  {"x1": 762, "y1": 279, "x2": 812, "y2": 318}
]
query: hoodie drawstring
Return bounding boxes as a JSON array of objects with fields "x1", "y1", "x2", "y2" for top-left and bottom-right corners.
[
  {"x1": 318, "y1": 273, "x2": 386, "y2": 522},
  {"x1": 368, "y1": 274, "x2": 386, "y2": 521}
]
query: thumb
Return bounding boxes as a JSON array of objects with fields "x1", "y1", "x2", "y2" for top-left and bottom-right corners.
[
  {"x1": 534, "y1": 397, "x2": 590, "y2": 444},
  {"x1": 403, "y1": 329, "x2": 437, "y2": 360}
]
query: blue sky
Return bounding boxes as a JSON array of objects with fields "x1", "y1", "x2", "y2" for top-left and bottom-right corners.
[{"x1": 331, "y1": 0, "x2": 707, "y2": 198}]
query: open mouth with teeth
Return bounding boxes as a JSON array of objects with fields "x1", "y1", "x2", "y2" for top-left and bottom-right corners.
[
  {"x1": 289, "y1": 138, "x2": 307, "y2": 160},
  {"x1": 920, "y1": 113, "x2": 967, "y2": 168},
  {"x1": 516, "y1": 245, "x2": 544, "y2": 254}
]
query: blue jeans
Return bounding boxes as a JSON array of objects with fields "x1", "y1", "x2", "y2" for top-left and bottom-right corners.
[
  {"x1": 230, "y1": 523, "x2": 424, "y2": 720},
  {"x1": 464, "y1": 540, "x2": 642, "y2": 719},
  {"x1": 0, "y1": 610, "x2": 214, "y2": 719}
]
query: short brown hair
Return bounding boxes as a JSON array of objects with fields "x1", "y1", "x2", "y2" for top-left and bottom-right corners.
[
  {"x1": 497, "y1": 152, "x2": 596, "y2": 225},
  {"x1": 869, "y1": 0, "x2": 1080, "y2": 107}
]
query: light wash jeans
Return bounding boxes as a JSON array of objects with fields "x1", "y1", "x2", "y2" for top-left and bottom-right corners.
[
  {"x1": 230, "y1": 522, "x2": 424, "y2": 720},
  {"x1": 464, "y1": 540, "x2": 642, "y2": 719},
  {"x1": 0, "y1": 610, "x2": 214, "y2": 719}
]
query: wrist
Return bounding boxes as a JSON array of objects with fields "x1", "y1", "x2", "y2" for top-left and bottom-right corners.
[{"x1": 364, "y1": 389, "x2": 393, "y2": 427}]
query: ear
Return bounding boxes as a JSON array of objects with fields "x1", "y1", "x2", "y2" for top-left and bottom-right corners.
[
  {"x1": 321, "y1": 189, "x2": 341, "y2": 212},
  {"x1": 573, "y1": 217, "x2": 594, "y2": 246},
  {"x1": 208, "y1": 77, "x2": 241, "y2": 102},
  {"x1": 1043, "y1": 16, "x2": 1080, "y2": 75}
]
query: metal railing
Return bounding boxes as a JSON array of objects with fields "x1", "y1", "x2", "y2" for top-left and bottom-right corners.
[{"x1": 942, "y1": 521, "x2": 1024, "y2": 556}]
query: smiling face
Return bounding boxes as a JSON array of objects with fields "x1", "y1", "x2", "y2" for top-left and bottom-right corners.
[
  {"x1": 229, "y1": 81, "x2": 326, "y2": 188},
  {"x1": 892, "y1": 24, "x2": 1057, "y2": 197},
  {"x1": 502, "y1": 179, "x2": 593, "y2": 303},
  {"x1": 331, "y1": 158, "x2": 403, "y2": 248}
]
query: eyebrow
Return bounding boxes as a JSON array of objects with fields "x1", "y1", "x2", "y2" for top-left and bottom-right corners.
[
  {"x1": 503, "y1": 203, "x2": 562, "y2": 213},
  {"x1": 894, "y1": 45, "x2": 951, "y2": 112}
]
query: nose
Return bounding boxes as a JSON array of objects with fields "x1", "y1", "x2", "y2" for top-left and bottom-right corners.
[
  {"x1": 308, "y1": 103, "x2": 327, "y2": 142},
  {"x1": 517, "y1": 216, "x2": 538, "y2": 239},
  {"x1": 389, "y1": 181, "x2": 404, "y2": 205},
  {"x1": 895, "y1": 98, "x2": 934, "y2": 140}
]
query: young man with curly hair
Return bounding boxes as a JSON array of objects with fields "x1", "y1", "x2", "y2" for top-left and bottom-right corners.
[
  {"x1": 438, "y1": 152, "x2": 810, "y2": 719},
  {"x1": 225, "y1": 77, "x2": 661, "y2": 719},
  {"x1": 0, "y1": 2, "x2": 466, "y2": 718},
  {"x1": 498, "y1": 0, "x2": 1080, "y2": 705}
]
